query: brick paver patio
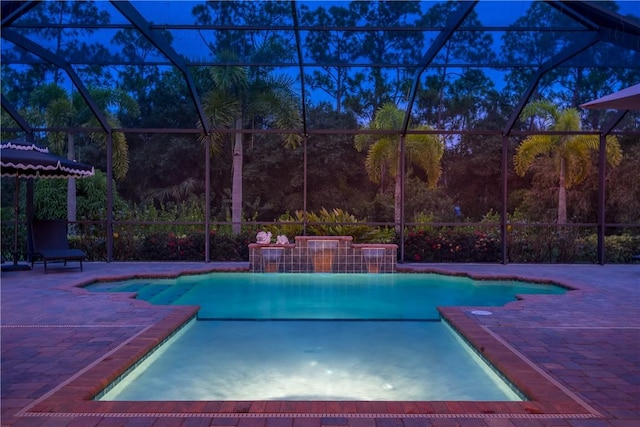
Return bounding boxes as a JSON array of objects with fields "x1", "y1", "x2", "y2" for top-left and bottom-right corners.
[{"x1": 1, "y1": 262, "x2": 638, "y2": 426}]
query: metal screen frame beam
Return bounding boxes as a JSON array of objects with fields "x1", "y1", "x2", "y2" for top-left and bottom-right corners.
[
  {"x1": 1, "y1": 29, "x2": 112, "y2": 133},
  {"x1": 1, "y1": 94, "x2": 33, "y2": 137},
  {"x1": 503, "y1": 35, "x2": 598, "y2": 136},
  {"x1": 110, "y1": 1, "x2": 210, "y2": 134},
  {"x1": 401, "y1": 0, "x2": 478, "y2": 135},
  {"x1": 548, "y1": 0, "x2": 640, "y2": 53},
  {"x1": 597, "y1": 110, "x2": 628, "y2": 264},
  {"x1": 291, "y1": 0, "x2": 308, "y2": 137},
  {"x1": 1, "y1": 1, "x2": 38, "y2": 27}
]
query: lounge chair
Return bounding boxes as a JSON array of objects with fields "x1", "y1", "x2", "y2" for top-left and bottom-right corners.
[{"x1": 31, "y1": 220, "x2": 86, "y2": 273}]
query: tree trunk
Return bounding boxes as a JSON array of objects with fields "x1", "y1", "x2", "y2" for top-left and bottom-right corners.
[
  {"x1": 436, "y1": 48, "x2": 451, "y2": 130},
  {"x1": 394, "y1": 140, "x2": 402, "y2": 233},
  {"x1": 231, "y1": 118, "x2": 243, "y2": 234},
  {"x1": 336, "y1": 72, "x2": 342, "y2": 115},
  {"x1": 67, "y1": 133, "x2": 77, "y2": 234},
  {"x1": 558, "y1": 157, "x2": 567, "y2": 224}
]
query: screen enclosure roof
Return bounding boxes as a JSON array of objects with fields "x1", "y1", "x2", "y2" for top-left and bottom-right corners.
[{"x1": 1, "y1": 0, "x2": 639, "y2": 137}]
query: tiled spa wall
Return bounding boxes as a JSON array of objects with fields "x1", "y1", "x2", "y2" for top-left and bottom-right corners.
[{"x1": 249, "y1": 236, "x2": 397, "y2": 273}]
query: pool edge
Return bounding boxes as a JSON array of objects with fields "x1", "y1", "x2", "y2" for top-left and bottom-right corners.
[{"x1": 18, "y1": 269, "x2": 598, "y2": 419}]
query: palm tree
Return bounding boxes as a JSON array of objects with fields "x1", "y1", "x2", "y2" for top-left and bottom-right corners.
[
  {"x1": 202, "y1": 58, "x2": 302, "y2": 233},
  {"x1": 33, "y1": 83, "x2": 137, "y2": 224},
  {"x1": 355, "y1": 103, "x2": 444, "y2": 230},
  {"x1": 514, "y1": 100, "x2": 622, "y2": 224}
]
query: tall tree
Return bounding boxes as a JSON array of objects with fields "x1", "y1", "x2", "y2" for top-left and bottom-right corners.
[
  {"x1": 202, "y1": 57, "x2": 302, "y2": 233},
  {"x1": 513, "y1": 100, "x2": 622, "y2": 224},
  {"x1": 112, "y1": 31, "x2": 209, "y2": 206},
  {"x1": 194, "y1": 1, "x2": 302, "y2": 233},
  {"x1": 355, "y1": 103, "x2": 443, "y2": 231},
  {"x1": 415, "y1": 3, "x2": 496, "y2": 132},
  {"x1": 442, "y1": 85, "x2": 518, "y2": 220},
  {"x1": 112, "y1": 27, "x2": 171, "y2": 110},
  {"x1": 343, "y1": 1, "x2": 422, "y2": 120},
  {"x1": 29, "y1": 83, "x2": 137, "y2": 223},
  {"x1": 501, "y1": 2, "x2": 579, "y2": 104},
  {"x1": 20, "y1": 0, "x2": 113, "y2": 86},
  {"x1": 299, "y1": 3, "x2": 360, "y2": 114},
  {"x1": 1, "y1": 1, "x2": 115, "y2": 109}
]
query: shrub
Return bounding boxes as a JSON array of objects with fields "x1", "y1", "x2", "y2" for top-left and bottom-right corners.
[
  {"x1": 403, "y1": 226, "x2": 501, "y2": 262},
  {"x1": 139, "y1": 232, "x2": 193, "y2": 260},
  {"x1": 271, "y1": 208, "x2": 393, "y2": 243},
  {"x1": 575, "y1": 233, "x2": 640, "y2": 263}
]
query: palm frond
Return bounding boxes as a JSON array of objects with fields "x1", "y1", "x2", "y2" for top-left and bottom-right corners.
[
  {"x1": 520, "y1": 100, "x2": 559, "y2": 127},
  {"x1": 87, "y1": 116, "x2": 129, "y2": 180},
  {"x1": 209, "y1": 58, "x2": 249, "y2": 94},
  {"x1": 248, "y1": 74, "x2": 303, "y2": 148},
  {"x1": 111, "y1": 88, "x2": 141, "y2": 117},
  {"x1": 605, "y1": 135, "x2": 623, "y2": 167},
  {"x1": 202, "y1": 90, "x2": 239, "y2": 128},
  {"x1": 144, "y1": 177, "x2": 200, "y2": 204},
  {"x1": 196, "y1": 132, "x2": 223, "y2": 157},
  {"x1": 554, "y1": 108, "x2": 581, "y2": 131},
  {"x1": 513, "y1": 135, "x2": 555, "y2": 176},
  {"x1": 406, "y1": 128, "x2": 444, "y2": 188},
  {"x1": 567, "y1": 134, "x2": 599, "y2": 152},
  {"x1": 365, "y1": 138, "x2": 395, "y2": 184},
  {"x1": 28, "y1": 83, "x2": 67, "y2": 111},
  {"x1": 563, "y1": 134, "x2": 623, "y2": 186},
  {"x1": 282, "y1": 132, "x2": 303, "y2": 149},
  {"x1": 563, "y1": 139, "x2": 592, "y2": 186},
  {"x1": 110, "y1": 131, "x2": 129, "y2": 181},
  {"x1": 354, "y1": 133, "x2": 374, "y2": 152},
  {"x1": 44, "y1": 98, "x2": 73, "y2": 152},
  {"x1": 372, "y1": 102, "x2": 403, "y2": 131}
]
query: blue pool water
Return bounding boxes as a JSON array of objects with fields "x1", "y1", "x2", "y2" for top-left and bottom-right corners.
[
  {"x1": 88, "y1": 273, "x2": 567, "y2": 401},
  {"x1": 88, "y1": 272, "x2": 566, "y2": 320}
]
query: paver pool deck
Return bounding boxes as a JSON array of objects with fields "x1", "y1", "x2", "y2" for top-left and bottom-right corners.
[{"x1": 1, "y1": 262, "x2": 638, "y2": 426}]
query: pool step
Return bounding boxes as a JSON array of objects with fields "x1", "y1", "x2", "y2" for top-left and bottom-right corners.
[
  {"x1": 132, "y1": 284, "x2": 173, "y2": 301},
  {"x1": 147, "y1": 283, "x2": 196, "y2": 305}
]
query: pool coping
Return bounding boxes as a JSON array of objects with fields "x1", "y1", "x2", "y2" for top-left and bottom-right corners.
[{"x1": 12, "y1": 266, "x2": 601, "y2": 421}]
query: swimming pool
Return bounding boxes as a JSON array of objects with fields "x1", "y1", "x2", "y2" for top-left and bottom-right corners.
[{"x1": 87, "y1": 273, "x2": 567, "y2": 401}]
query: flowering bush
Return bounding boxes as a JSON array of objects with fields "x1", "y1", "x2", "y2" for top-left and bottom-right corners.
[
  {"x1": 139, "y1": 232, "x2": 200, "y2": 260},
  {"x1": 128, "y1": 227, "x2": 256, "y2": 261},
  {"x1": 41, "y1": 210, "x2": 640, "y2": 264},
  {"x1": 403, "y1": 226, "x2": 501, "y2": 262}
]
